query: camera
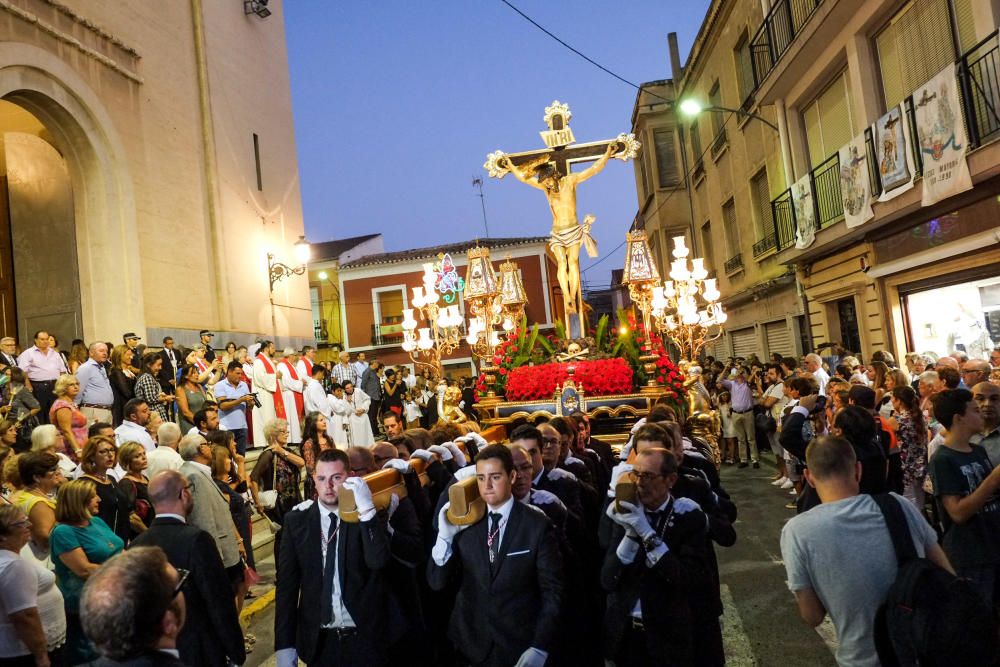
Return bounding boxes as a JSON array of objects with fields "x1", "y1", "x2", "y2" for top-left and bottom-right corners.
[{"x1": 248, "y1": 392, "x2": 262, "y2": 409}]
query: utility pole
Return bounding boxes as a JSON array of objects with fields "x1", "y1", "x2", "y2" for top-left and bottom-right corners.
[{"x1": 472, "y1": 177, "x2": 490, "y2": 237}]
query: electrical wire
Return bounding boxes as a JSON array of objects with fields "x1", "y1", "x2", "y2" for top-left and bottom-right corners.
[{"x1": 496, "y1": 0, "x2": 739, "y2": 277}]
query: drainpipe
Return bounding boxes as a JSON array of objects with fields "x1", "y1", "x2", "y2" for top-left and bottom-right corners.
[
  {"x1": 775, "y1": 98, "x2": 795, "y2": 188},
  {"x1": 191, "y1": 0, "x2": 232, "y2": 331},
  {"x1": 795, "y1": 267, "x2": 814, "y2": 354}
]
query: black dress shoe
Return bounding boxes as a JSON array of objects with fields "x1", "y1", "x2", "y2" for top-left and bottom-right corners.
[
  {"x1": 737, "y1": 461, "x2": 748, "y2": 469},
  {"x1": 752, "y1": 461, "x2": 760, "y2": 469}
]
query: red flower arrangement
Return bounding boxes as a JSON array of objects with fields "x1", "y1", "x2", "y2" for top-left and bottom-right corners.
[{"x1": 504, "y1": 358, "x2": 634, "y2": 401}]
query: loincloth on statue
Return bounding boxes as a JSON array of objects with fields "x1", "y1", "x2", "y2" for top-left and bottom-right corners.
[{"x1": 549, "y1": 215, "x2": 598, "y2": 257}]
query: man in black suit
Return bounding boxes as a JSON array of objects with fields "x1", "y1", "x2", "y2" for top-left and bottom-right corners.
[
  {"x1": 79, "y1": 546, "x2": 189, "y2": 666},
  {"x1": 510, "y1": 424, "x2": 587, "y2": 526},
  {"x1": 275, "y1": 449, "x2": 391, "y2": 667},
  {"x1": 130, "y1": 471, "x2": 245, "y2": 667},
  {"x1": 199, "y1": 330, "x2": 215, "y2": 363},
  {"x1": 602, "y1": 448, "x2": 714, "y2": 666},
  {"x1": 157, "y1": 337, "x2": 181, "y2": 393},
  {"x1": 577, "y1": 412, "x2": 615, "y2": 474},
  {"x1": 428, "y1": 444, "x2": 563, "y2": 667}
]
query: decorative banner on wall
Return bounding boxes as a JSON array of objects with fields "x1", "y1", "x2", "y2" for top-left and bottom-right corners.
[
  {"x1": 914, "y1": 64, "x2": 973, "y2": 207},
  {"x1": 874, "y1": 105, "x2": 916, "y2": 201},
  {"x1": 839, "y1": 133, "x2": 874, "y2": 229},
  {"x1": 792, "y1": 173, "x2": 816, "y2": 250}
]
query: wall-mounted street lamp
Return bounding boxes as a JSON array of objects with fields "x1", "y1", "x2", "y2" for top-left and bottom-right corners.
[
  {"x1": 268, "y1": 235, "x2": 311, "y2": 293},
  {"x1": 678, "y1": 98, "x2": 778, "y2": 132}
]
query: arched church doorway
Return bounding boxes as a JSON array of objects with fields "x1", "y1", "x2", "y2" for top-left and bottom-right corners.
[{"x1": 0, "y1": 100, "x2": 82, "y2": 345}]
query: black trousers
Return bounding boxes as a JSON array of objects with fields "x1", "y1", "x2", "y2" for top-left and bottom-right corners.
[
  {"x1": 310, "y1": 628, "x2": 386, "y2": 667},
  {"x1": 32, "y1": 379, "x2": 56, "y2": 423}
]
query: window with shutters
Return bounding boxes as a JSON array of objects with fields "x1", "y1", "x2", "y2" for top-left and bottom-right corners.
[
  {"x1": 637, "y1": 145, "x2": 650, "y2": 200},
  {"x1": 701, "y1": 221, "x2": 715, "y2": 271},
  {"x1": 734, "y1": 32, "x2": 754, "y2": 103},
  {"x1": 750, "y1": 168, "x2": 773, "y2": 242},
  {"x1": 722, "y1": 199, "x2": 741, "y2": 272},
  {"x1": 709, "y1": 82, "x2": 727, "y2": 155},
  {"x1": 803, "y1": 71, "x2": 854, "y2": 168},
  {"x1": 653, "y1": 128, "x2": 679, "y2": 187},
  {"x1": 690, "y1": 119, "x2": 703, "y2": 162},
  {"x1": 876, "y1": 0, "x2": 960, "y2": 111}
]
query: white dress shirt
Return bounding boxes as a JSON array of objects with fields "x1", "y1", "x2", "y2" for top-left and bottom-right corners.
[
  {"x1": 115, "y1": 419, "x2": 156, "y2": 452},
  {"x1": 318, "y1": 503, "x2": 357, "y2": 629}
]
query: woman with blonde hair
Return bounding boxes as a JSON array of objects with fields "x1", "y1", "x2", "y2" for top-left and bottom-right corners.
[
  {"x1": 116, "y1": 442, "x2": 153, "y2": 535},
  {"x1": 9, "y1": 452, "x2": 60, "y2": 555},
  {"x1": 108, "y1": 344, "x2": 136, "y2": 426},
  {"x1": 77, "y1": 437, "x2": 135, "y2": 543},
  {"x1": 49, "y1": 374, "x2": 87, "y2": 462},
  {"x1": 49, "y1": 479, "x2": 123, "y2": 664}
]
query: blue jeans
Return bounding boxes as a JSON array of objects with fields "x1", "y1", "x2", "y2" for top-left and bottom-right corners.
[{"x1": 231, "y1": 428, "x2": 248, "y2": 456}]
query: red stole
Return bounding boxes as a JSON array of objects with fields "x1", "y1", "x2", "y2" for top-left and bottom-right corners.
[
  {"x1": 279, "y1": 359, "x2": 304, "y2": 417},
  {"x1": 257, "y1": 354, "x2": 286, "y2": 420},
  {"x1": 302, "y1": 358, "x2": 314, "y2": 377},
  {"x1": 194, "y1": 358, "x2": 208, "y2": 374}
]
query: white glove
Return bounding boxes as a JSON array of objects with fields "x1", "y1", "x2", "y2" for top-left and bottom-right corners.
[
  {"x1": 387, "y1": 493, "x2": 399, "y2": 519},
  {"x1": 443, "y1": 442, "x2": 467, "y2": 467},
  {"x1": 619, "y1": 437, "x2": 634, "y2": 461},
  {"x1": 342, "y1": 477, "x2": 376, "y2": 521},
  {"x1": 457, "y1": 432, "x2": 488, "y2": 448},
  {"x1": 546, "y1": 467, "x2": 577, "y2": 482},
  {"x1": 459, "y1": 400, "x2": 466, "y2": 409},
  {"x1": 436, "y1": 502, "x2": 470, "y2": 542},
  {"x1": 275, "y1": 648, "x2": 298, "y2": 667},
  {"x1": 382, "y1": 459, "x2": 412, "y2": 474},
  {"x1": 529, "y1": 489, "x2": 562, "y2": 506},
  {"x1": 429, "y1": 445, "x2": 453, "y2": 461},
  {"x1": 608, "y1": 462, "x2": 634, "y2": 498},
  {"x1": 410, "y1": 448, "x2": 433, "y2": 462},
  {"x1": 454, "y1": 464, "x2": 477, "y2": 481},
  {"x1": 630, "y1": 417, "x2": 647, "y2": 434},
  {"x1": 514, "y1": 647, "x2": 548, "y2": 667},
  {"x1": 565, "y1": 454, "x2": 584, "y2": 467},
  {"x1": 292, "y1": 499, "x2": 315, "y2": 512},
  {"x1": 607, "y1": 501, "x2": 653, "y2": 540}
]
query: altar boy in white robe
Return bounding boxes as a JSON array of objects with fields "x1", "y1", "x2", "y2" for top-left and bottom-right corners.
[
  {"x1": 327, "y1": 383, "x2": 352, "y2": 446},
  {"x1": 277, "y1": 348, "x2": 304, "y2": 443},
  {"x1": 251, "y1": 341, "x2": 280, "y2": 447},
  {"x1": 333, "y1": 380, "x2": 373, "y2": 446}
]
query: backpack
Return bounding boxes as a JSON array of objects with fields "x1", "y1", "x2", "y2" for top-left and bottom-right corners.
[{"x1": 872, "y1": 493, "x2": 997, "y2": 667}]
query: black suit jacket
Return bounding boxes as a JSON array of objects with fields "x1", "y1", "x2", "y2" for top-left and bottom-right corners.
[
  {"x1": 275, "y1": 502, "x2": 391, "y2": 664},
  {"x1": 156, "y1": 349, "x2": 180, "y2": 391},
  {"x1": 427, "y1": 500, "x2": 563, "y2": 665},
  {"x1": 90, "y1": 651, "x2": 188, "y2": 666},
  {"x1": 129, "y1": 518, "x2": 245, "y2": 667}
]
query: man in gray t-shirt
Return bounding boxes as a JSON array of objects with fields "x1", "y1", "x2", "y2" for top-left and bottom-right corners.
[{"x1": 780, "y1": 436, "x2": 953, "y2": 667}]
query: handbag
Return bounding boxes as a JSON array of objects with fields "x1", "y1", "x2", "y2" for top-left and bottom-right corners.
[
  {"x1": 258, "y1": 451, "x2": 279, "y2": 509},
  {"x1": 755, "y1": 410, "x2": 777, "y2": 433}
]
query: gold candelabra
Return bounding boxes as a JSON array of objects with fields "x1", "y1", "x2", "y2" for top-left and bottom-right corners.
[
  {"x1": 621, "y1": 230, "x2": 664, "y2": 392},
  {"x1": 650, "y1": 235, "x2": 727, "y2": 362},
  {"x1": 401, "y1": 262, "x2": 463, "y2": 377}
]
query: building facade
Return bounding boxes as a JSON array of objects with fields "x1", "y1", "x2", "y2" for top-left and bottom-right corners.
[
  {"x1": 337, "y1": 237, "x2": 560, "y2": 378},
  {"x1": 0, "y1": 0, "x2": 310, "y2": 348}
]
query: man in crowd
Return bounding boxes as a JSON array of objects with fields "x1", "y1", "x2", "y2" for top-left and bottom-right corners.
[
  {"x1": 251, "y1": 341, "x2": 281, "y2": 448},
  {"x1": 277, "y1": 349, "x2": 305, "y2": 443},
  {"x1": 131, "y1": 470, "x2": 246, "y2": 667},
  {"x1": 718, "y1": 365, "x2": 759, "y2": 468},
  {"x1": 157, "y1": 336, "x2": 181, "y2": 393},
  {"x1": 214, "y1": 361, "x2": 254, "y2": 455},
  {"x1": 303, "y1": 365, "x2": 332, "y2": 419},
  {"x1": 80, "y1": 547, "x2": 188, "y2": 666},
  {"x1": 297, "y1": 345, "x2": 317, "y2": 380},
  {"x1": 200, "y1": 330, "x2": 216, "y2": 363},
  {"x1": 17, "y1": 329, "x2": 68, "y2": 420},
  {"x1": 382, "y1": 412, "x2": 404, "y2": 440},
  {"x1": 123, "y1": 333, "x2": 143, "y2": 373},
  {"x1": 929, "y1": 388, "x2": 1000, "y2": 609},
  {"x1": 0, "y1": 336, "x2": 18, "y2": 369},
  {"x1": 115, "y1": 398, "x2": 155, "y2": 452},
  {"x1": 429, "y1": 444, "x2": 563, "y2": 667},
  {"x1": 75, "y1": 341, "x2": 114, "y2": 424},
  {"x1": 361, "y1": 360, "x2": 383, "y2": 435},
  {"x1": 179, "y1": 434, "x2": 244, "y2": 591},
  {"x1": 332, "y1": 351, "x2": 356, "y2": 386},
  {"x1": 781, "y1": 436, "x2": 950, "y2": 666},
  {"x1": 188, "y1": 407, "x2": 220, "y2": 438},
  {"x1": 963, "y1": 358, "x2": 992, "y2": 388},
  {"x1": 147, "y1": 422, "x2": 184, "y2": 479},
  {"x1": 275, "y1": 449, "x2": 390, "y2": 666},
  {"x1": 972, "y1": 381, "x2": 1000, "y2": 466},
  {"x1": 763, "y1": 363, "x2": 791, "y2": 487},
  {"x1": 803, "y1": 353, "x2": 830, "y2": 395},
  {"x1": 352, "y1": 352, "x2": 368, "y2": 382}
]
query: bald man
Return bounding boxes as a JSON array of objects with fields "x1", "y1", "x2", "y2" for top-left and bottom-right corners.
[
  {"x1": 130, "y1": 471, "x2": 245, "y2": 666},
  {"x1": 963, "y1": 359, "x2": 992, "y2": 388},
  {"x1": 972, "y1": 382, "x2": 1000, "y2": 468}
]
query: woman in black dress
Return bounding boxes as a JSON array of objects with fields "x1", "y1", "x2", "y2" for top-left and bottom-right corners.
[
  {"x1": 78, "y1": 435, "x2": 136, "y2": 544},
  {"x1": 108, "y1": 345, "x2": 137, "y2": 426}
]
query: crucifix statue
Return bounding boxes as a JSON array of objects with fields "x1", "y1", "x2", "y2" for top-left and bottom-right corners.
[{"x1": 485, "y1": 101, "x2": 639, "y2": 337}]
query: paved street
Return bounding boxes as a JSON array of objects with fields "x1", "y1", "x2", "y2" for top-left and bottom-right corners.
[{"x1": 244, "y1": 454, "x2": 839, "y2": 666}]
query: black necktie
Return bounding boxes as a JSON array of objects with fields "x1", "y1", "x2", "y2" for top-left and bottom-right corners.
[
  {"x1": 487, "y1": 511, "x2": 502, "y2": 569},
  {"x1": 645, "y1": 510, "x2": 663, "y2": 536},
  {"x1": 320, "y1": 514, "x2": 338, "y2": 625}
]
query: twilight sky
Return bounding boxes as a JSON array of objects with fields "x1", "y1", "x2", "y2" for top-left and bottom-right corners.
[{"x1": 285, "y1": 1, "x2": 710, "y2": 288}]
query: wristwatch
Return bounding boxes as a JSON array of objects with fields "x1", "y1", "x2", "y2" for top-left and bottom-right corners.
[{"x1": 642, "y1": 533, "x2": 663, "y2": 552}]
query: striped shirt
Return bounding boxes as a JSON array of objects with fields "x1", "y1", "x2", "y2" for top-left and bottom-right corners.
[{"x1": 721, "y1": 378, "x2": 755, "y2": 412}]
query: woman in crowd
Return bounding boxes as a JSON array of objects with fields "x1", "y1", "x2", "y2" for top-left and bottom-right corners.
[
  {"x1": 249, "y1": 419, "x2": 302, "y2": 563},
  {"x1": 145, "y1": 411, "x2": 162, "y2": 445},
  {"x1": 189, "y1": 346, "x2": 222, "y2": 387},
  {"x1": 382, "y1": 368, "x2": 404, "y2": 420},
  {"x1": 49, "y1": 479, "x2": 123, "y2": 664},
  {"x1": 49, "y1": 376, "x2": 87, "y2": 463},
  {"x1": 221, "y1": 342, "x2": 238, "y2": 367},
  {"x1": 300, "y1": 412, "x2": 335, "y2": 500},
  {"x1": 176, "y1": 363, "x2": 208, "y2": 434},
  {"x1": 5, "y1": 369, "x2": 39, "y2": 452},
  {"x1": 0, "y1": 504, "x2": 66, "y2": 666},
  {"x1": 30, "y1": 426, "x2": 76, "y2": 479},
  {"x1": 891, "y1": 385, "x2": 928, "y2": 510},
  {"x1": 879, "y1": 367, "x2": 911, "y2": 419},
  {"x1": 867, "y1": 360, "x2": 890, "y2": 406},
  {"x1": 108, "y1": 345, "x2": 137, "y2": 426},
  {"x1": 134, "y1": 353, "x2": 173, "y2": 424},
  {"x1": 0, "y1": 419, "x2": 16, "y2": 465},
  {"x1": 116, "y1": 442, "x2": 153, "y2": 536},
  {"x1": 209, "y1": 441, "x2": 254, "y2": 611},
  {"x1": 77, "y1": 437, "x2": 134, "y2": 544},
  {"x1": 10, "y1": 452, "x2": 60, "y2": 557},
  {"x1": 66, "y1": 342, "x2": 88, "y2": 375}
]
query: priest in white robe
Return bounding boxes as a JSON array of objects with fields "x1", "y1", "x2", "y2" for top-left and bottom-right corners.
[
  {"x1": 277, "y1": 349, "x2": 304, "y2": 443},
  {"x1": 340, "y1": 379, "x2": 373, "y2": 446},
  {"x1": 251, "y1": 341, "x2": 280, "y2": 447}
]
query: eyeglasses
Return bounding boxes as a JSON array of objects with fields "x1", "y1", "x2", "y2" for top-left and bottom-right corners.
[
  {"x1": 540, "y1": 437, "x2": 560, "y2": 449},
  {"x1": 173, "y1": 568, "x2": 190, "y2": 598},
  {"x1": 632, "y1": 471, "x2": 665, "y2": 483}
]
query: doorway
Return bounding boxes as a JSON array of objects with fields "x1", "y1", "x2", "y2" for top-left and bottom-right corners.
[{"x1": 836, "y1": 297, "x2": 862, "y2": 354}]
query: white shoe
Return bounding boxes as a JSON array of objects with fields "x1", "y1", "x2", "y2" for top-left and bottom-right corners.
[
  {"x1": 789, "y1": 488, "x2": 798, "y2": 495},
  {"x1": 771, "y1": 477, "x2": 786, "y2": 486},
  {"x1": 780, "y1": 479, "x2": 794, "y2": 489}
]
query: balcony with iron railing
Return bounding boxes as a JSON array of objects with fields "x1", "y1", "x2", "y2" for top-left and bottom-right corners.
[
  {"x1": 724, "y1": 253, "x2": 744, "y2": 274},
  {"x1": 769, "y1": 30, "x2": 1000, "y2": 256},
  {"x1": 750, "y1": 0, "x2": 823, "y2": 91},
  {"x1": 752, "y1": 232, "x2": 777, "y2": 257}
]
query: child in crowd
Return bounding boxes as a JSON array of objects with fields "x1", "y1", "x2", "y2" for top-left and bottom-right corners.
[{"x1": 718, "y1": 391, "x2": 737, "y2": 464}]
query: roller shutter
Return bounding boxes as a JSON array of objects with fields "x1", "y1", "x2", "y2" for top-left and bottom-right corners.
[
  {"x1": 730, "y1": 327, "x2": 758, "y2": 359},
  {"x1": 765, "y1": 320, "x2": 793, "y2": 359}
]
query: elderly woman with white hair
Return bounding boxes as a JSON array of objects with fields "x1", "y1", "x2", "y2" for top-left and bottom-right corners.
[
  {"x1": 249, "y1": 419, "x2": 302, "y2": 563},
  {"x1": 30, "y1": 425, "x2": 77, "y2": 478}
]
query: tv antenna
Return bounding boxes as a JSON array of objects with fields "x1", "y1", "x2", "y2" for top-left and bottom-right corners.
[{"x1": 472, "y1": 176, "x2": 490, "y2": 238}]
